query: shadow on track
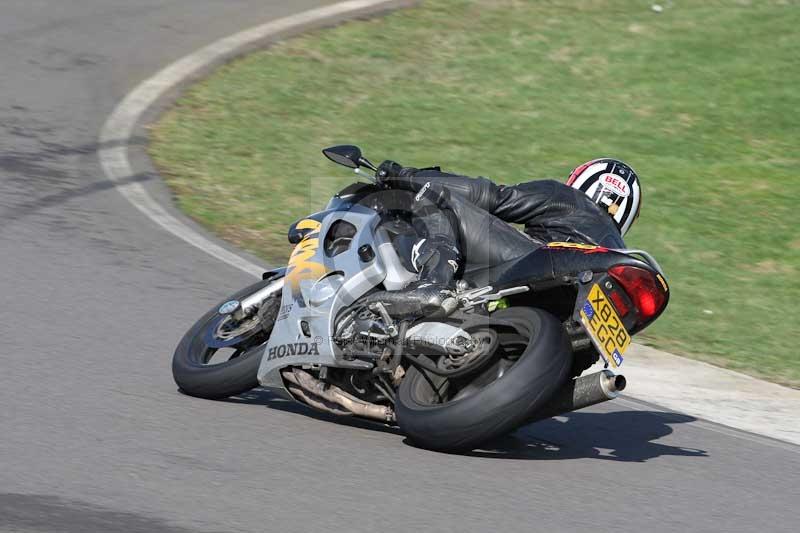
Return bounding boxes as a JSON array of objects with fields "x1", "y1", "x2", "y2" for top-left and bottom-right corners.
[
  {"x1": 467, "y1": 410, "x2": 708, "y2": 462},
  {"x1": 223, "y1": 388, "x2": 707, "y2": 461}
]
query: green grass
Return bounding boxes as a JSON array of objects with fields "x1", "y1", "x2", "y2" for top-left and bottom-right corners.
[{"x1": 149, "y1": 0, "x2": 800, "y2": 387}]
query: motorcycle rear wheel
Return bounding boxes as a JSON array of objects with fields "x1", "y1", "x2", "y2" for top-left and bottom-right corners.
[
  {"x1": 396, "y1": 307, "x2": 572, "y2": 452},
  {"x1": 172, "y1": 279, "x2": 279, "y2": 400}
]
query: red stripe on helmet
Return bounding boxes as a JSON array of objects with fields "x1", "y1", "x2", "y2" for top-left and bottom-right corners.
[{"x1": 566, "y1": 159, "x2": 600, "y2": 186}]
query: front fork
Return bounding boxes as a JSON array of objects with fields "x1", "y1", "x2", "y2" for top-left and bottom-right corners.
[{"x1": 226, "y1": 270, "x2": 286, "y2": 321}]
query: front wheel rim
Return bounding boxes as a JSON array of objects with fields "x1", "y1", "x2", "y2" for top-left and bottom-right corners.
[{"x1": 193, "y1": 292, "x2": 280, "y2": 368}]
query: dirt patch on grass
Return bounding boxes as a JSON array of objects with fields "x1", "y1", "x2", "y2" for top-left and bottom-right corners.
[{"x1": 744, "y1": 259, "x2": 796, "y2": 275}]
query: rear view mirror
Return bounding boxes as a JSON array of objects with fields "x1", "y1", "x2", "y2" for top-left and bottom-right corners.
[{"x1": 322, "y1": 145, "x2": 362, "y2": 169}]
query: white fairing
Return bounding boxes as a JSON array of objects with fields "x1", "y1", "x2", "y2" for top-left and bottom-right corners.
[{"x1": 256, "y1": 206, "x2": 416, "y2": 389}]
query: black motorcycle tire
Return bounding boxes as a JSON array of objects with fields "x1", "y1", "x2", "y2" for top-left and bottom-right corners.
[
  {"x1": 172, "y1": 279, "x2": 279, "y2": 400},
  {"x1": 396, "y1": 307, "x2": 572, "y2": 452}
]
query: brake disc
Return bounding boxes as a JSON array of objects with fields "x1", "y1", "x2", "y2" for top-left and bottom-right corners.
[
  {"x1": 204, "y1": 297, "x2": 279, "y2": 349},
  {"x1": 214, "y1": 314, "x2": 261, "y2": 341}
]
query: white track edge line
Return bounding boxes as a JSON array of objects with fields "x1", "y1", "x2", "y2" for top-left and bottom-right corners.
[
  {"x1": 98, "y1": 0, "x2": 401, "y2": 278},
  {"x1": 615, "y1": 397, "x2": 800, "y2": 453}
]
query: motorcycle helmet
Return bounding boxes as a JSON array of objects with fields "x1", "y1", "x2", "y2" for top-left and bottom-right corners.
[{"x1": 567, "y1": 158, "x2": 641, "y2": 236}]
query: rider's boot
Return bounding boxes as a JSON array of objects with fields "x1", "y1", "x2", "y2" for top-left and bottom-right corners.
[{"x1": 361, "y1": 236, "x2": 461, "y2": 319}]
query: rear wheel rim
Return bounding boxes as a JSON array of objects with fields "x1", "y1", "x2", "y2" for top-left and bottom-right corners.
[{"x1": 408, "y1": 316, "x2": 534, "y2": 407}]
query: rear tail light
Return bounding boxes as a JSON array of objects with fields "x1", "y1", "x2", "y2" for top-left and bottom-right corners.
[
  {"x1": 608, "y1": 290, "x2": 630, "y2": 317},
  {"x1": 608, "y1": 265, "x2": 667, "y2": 323}
]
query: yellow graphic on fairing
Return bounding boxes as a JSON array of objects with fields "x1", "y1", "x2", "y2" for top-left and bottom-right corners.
[{"x1": 286, "y1": 219, "x2": 327, "y2": 296}]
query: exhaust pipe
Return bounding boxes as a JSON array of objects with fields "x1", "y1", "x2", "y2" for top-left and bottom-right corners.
[
  {"x1": 530, "y1": 370, "x2": 626, "y2": 422},
  {"x1": 281, "y1": 367, "x2": 622, "y2": 426},
  {"x1": 285, "y1": 384, "x2": 352, "y2": 417},
  {"x1": 282, "y1": 368, "x2": 395, "y2": 423}
]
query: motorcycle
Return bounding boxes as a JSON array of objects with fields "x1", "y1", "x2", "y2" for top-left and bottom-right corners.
[{"x1": 172, "y1": 145, "x2": 670, "y2": 452}]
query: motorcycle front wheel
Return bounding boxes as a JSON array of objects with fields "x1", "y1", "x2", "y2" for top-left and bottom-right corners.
[
  {"x1": 172, "y1": 279, "x2": 280, "y2": 400},
  {"x1": 396, "y1": 307, "x2": 572, "y2": 452}
]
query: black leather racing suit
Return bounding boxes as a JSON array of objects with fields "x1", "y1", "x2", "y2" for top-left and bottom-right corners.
[
  {"x1": 360, "y1": 165, "x2": 628, "y2": 318},
  {"x1": 384, "y1": 168, "x2": 627, "y2": 271}
]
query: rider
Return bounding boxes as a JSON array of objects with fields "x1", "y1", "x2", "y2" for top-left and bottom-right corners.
[{"x1": 362, "y1": 158, "x2": 642, "y2": 318}]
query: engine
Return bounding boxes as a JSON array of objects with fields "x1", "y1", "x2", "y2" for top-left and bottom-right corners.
[{"x1": 333, "y1": 305, "x2": 394, "y2": 361}]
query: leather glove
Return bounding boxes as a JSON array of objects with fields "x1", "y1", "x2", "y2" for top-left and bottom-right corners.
[
  {"x1": 376, "y1": 160, "x2": 444, "y2": 188},
  {"x1": 376, "y1": 160, "x2": 406, "y2": 183}
]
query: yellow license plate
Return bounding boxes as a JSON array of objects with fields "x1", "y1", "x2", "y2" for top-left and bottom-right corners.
[{"x1": 579, "y1": 283, "x2": 631, "y2": 369}]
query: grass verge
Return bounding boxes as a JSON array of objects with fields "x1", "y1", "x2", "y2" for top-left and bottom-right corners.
[{"x1": 149, "y1": 0, "x2": 799, "y2": 386}]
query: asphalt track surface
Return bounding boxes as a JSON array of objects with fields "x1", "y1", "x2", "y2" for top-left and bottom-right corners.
[{"x1": 1, "y1": 2, "x2": 799, "y2": 532}]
